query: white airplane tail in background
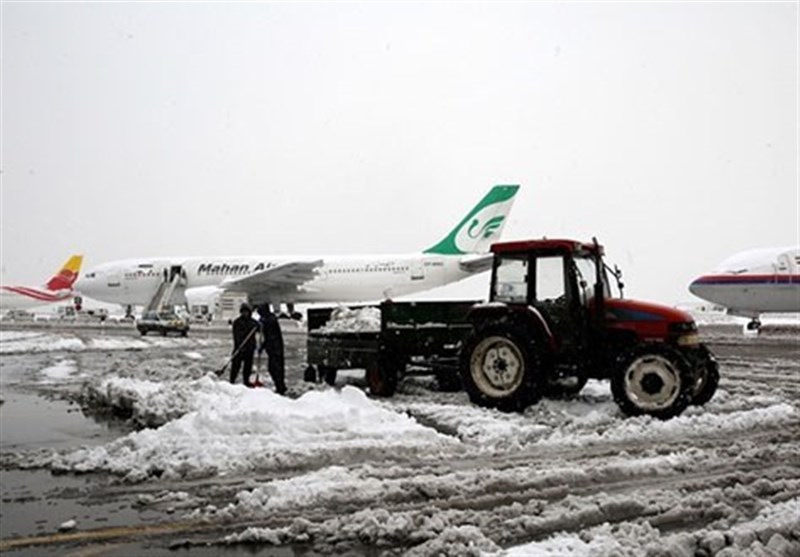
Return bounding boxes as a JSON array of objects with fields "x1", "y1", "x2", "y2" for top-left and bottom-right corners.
[{"x1": 424, "y1": 185, "x2": 520, "y2": 256}]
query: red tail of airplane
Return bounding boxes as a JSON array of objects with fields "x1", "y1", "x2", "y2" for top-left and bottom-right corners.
[{"x1": 45, "y1": 255, "x2": 84, "y2": 291}]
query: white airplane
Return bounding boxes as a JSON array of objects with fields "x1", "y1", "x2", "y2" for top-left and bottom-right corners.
[
  {"x1": 76, "y1": 185, "x2": 520, "y2": 316},
  {"x1": 0, "y1": 255, "x2": 84, "y2": 310},
  {"x1": 689, "y1": 246, "x2": 800, "y2": 330}
]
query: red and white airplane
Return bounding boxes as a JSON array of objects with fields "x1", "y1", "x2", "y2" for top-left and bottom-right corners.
[
  {"x1": 689, "y1": 246, "x2": 800, "y2": 330},
  {"x1": 0, "y1": 255, "x2": 83, "y2": 310}
]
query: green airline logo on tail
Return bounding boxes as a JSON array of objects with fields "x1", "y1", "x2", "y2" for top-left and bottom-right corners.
[
  {"x1": 424, "y1": 185, "x2": 520, "y2": 256},
  {"x1": 467, "y1": 215, "x2": 506, "y2": 239}
]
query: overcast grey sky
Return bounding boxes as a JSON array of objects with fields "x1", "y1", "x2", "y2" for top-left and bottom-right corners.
[{"x1": 1, "y1": 2, "x2": 797, "y2": 305}]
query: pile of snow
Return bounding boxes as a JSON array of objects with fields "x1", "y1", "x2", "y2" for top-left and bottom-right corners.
[
  {"x1": 315, "y1": 306, "x2": 381, "y2": 334},
  {"x1": 53, "y1": 384, "x2": 456, "y2": 481},
  {"x1": 81, "y1": 375, "x2": 192, "y2": 426}
]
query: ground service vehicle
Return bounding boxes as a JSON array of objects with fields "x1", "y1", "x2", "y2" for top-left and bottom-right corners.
[
  {"x1": 136, "y1": 311, "x2": 190, "y2": 337},
  {"x1": 305, "y1": 302, "x2": 475, "y2": 395},
  {"x1": 461, "y1": 238, "x2": 719, "y2": 419},
  {"x1": 307, "y1": 238, "x2": 719, "y2": 419}
]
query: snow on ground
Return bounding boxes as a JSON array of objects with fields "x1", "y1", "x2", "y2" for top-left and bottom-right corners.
[
  {"x1": 52, "y1": 384, "x2": 457, "y2": 482},
  {"x1": 2, "y1": 324, "x2": 798, "y2": 555},
  {"x1": 39, "y1": 359, "x2": 79, "y2": 382},
  {"x1": 495, "y1": 496, "x2": 800, "y2": 557},
  {"x1": 0, "y1": 330, "x2": 226, "y2": 355},
  {"x1": 0, "y1": 331, "x2": 85, "y2": 354}
]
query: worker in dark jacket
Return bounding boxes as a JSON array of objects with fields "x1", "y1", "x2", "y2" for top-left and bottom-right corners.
[
  {"x1": 258, "y1": 304, "x2": 287, "y2": 395},
  {"x1": 231, "y1": 303, "x2": 259, "y2": 387}
]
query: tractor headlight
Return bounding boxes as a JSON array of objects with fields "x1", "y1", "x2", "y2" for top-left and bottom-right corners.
[{"x1": 676, "y1": 333, "x2": 700, "y2": 346}]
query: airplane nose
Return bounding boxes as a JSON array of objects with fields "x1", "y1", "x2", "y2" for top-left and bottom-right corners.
[
  {"x1": 688, "y1": 277, "x2": 702, "y2": 296},
  {"x1": 689, "y1": 275, "x2": 714, "y2": 300}
]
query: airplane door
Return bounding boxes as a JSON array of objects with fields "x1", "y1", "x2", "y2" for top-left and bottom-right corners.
[
  {"x1": 777, "y1": 253, "x2": 795, "y2": 274},
  {"x1": 107, "y1": 273, "x2": 122, "y2": 288},
  {"x1": 169, "y1": 265, "x2": 184, "y2": 282},
  {"x1": 410, "y1": 261, "x2": 425, "y2": 281}
]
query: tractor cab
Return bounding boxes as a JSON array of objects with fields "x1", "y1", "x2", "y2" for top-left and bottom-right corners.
[{"x1": 490, "y1": 239, "x2": 609, "y2": 357}]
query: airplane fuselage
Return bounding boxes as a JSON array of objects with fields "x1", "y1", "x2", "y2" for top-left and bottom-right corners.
[
  {"x1": 76, "y1": 253, "x2": 476, "y2": 308},
  {"x1": 689, "y1": 274, "x2": 800, "y2": 315},
  {"x1": 689, "y1": 246, "x2": 800, "y2": 319}
]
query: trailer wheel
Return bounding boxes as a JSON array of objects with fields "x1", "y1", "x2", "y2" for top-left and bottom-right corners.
[
  {"x1": 690, "y1": 354, "x2": 719, "y2": 406},
  {"x1": 320, "y1": 366, "x2": 338, "y2": 386},
  {"x1": 366, "y1": 361, "x2": 398, "y2": 397},
  {"x1": 612, "y1": 346, "x2": 692, "y2": 420},
  {"x1": 460, "y1": 328, "x2": 542, "y2": 412}
]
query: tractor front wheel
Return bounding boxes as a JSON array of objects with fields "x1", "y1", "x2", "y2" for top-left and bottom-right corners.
[
  {"x1": 690, "y1": 349, "x2": 719, "y2": 406},
  {"x1": 612, "y1": 346, "x2": 692, "y2": 420}
]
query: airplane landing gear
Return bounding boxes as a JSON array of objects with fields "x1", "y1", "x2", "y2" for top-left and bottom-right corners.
[{"x1": 275, "y1": 303, "x2": 303, "y2": 321}]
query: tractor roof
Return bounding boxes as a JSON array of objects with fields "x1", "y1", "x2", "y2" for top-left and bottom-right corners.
[{"x1": 491, "y1": 238, "x2": 603, "y2": 255}]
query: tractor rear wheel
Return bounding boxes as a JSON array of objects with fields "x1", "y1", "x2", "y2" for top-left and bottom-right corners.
[
  {"x1": 460, "y1": 327, "x2": 542, "y2": 412},
  {"x1": 612, "y1": 345, "x2": 692, "y2": 420}
]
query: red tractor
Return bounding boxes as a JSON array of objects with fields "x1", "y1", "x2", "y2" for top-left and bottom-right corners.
[{"x1": 460, "y1": 238, "x2": 719, "y2": 419}]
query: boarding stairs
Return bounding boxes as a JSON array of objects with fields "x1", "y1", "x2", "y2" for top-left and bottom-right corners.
[{"x1": 144, "y1": 268, "x2": 185, "y2": 314}]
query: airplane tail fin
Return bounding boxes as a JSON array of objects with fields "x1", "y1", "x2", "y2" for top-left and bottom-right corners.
[
  {"x1": 45, "y1": 255, "x2": 83, "y2": 291},
  {"x1": 424, "y1": 185, "x2": 520, "y2": 255}
]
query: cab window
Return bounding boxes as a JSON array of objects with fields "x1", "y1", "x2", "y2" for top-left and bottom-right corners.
[
  {"x1": 534, "y1": 256, "x2": 565, "y2": 302},
  {"x1": 493, "y1": 256, "x2": 528, "y2": 303}
]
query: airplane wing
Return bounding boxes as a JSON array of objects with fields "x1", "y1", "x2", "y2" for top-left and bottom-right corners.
[
  {"x1": 221, "y1": 260, "x2": 324, "y2": 296},
  {"x1": 459, "y1": 253, "x2": 494, "y2": 274}
]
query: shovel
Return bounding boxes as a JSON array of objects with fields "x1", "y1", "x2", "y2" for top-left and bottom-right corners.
[{"x1": 215, "y1": 326, "x2": 259, "y2": 377}]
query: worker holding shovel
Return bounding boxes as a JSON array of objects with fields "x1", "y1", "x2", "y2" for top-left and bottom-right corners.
[{"x1": 228, "y1": 303, "x2": 260, "y2": 387}]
